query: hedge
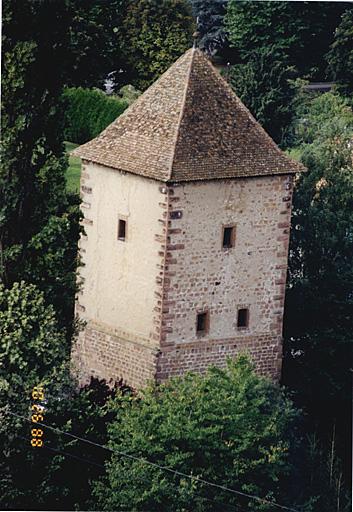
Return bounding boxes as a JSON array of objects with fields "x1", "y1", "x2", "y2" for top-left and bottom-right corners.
[{"x1": 63, "y1": 87, "x2": 128, "y2": 144}]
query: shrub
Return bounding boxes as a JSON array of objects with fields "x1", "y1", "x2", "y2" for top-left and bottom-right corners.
[
  {"x1": 63, "y1": 87, "x2": 128, "y2": 144},
  {"x1": 93, "y1": 356, "x2": 299, "y2": 511}
]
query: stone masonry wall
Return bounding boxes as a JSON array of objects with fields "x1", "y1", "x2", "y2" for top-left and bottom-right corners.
[
  {"x1": 157, "y1": 174, "x2": 293, "y2": 381},
  {"x1": 156, "y1": 334, "x2": 282, "y2": 381},
  {"x1": 72, "y1": 322, "x2": 160, "y2": 389}
]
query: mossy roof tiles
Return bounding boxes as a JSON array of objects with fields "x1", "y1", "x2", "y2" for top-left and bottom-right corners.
[{"x1": 73, "y1": 48, "x2": 305, "y2": 182}]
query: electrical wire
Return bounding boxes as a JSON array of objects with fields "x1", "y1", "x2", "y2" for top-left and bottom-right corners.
[
  {"x1": 7, "y1": 410, "x2": 301, "y2": 512},
  {"x1": 13, "y1": 434, "x2": 239, "y2": 512},
  {"x1": 15, "y1": 434, "x2": 105, "y2": 469}
]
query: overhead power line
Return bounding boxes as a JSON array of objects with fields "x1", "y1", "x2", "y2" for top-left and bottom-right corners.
[
  {"x1": 14, "y1": 433, "x2": 239, "y2": 512},
  {"x1": 7, "y1": 410, "x2": 301, "y2": 512},
  {"x1": 15, "y1": 433, "x2": 105, "y2": 469}
]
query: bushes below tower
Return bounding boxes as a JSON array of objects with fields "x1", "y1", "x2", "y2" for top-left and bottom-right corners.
[
  {"x1": 93, "y1": 356, "x2": 300, "y2": 511},
  {"x1": 63, "y1": 87, "x2": 128, "y2": 144}
]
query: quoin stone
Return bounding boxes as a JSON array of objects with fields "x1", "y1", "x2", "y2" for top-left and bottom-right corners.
[{"x1": 72, "y1": 48, "x2": 305, "y2": 388}]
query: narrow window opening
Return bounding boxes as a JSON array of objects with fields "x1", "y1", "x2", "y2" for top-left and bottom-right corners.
[
  {"x1": 118, "y1": 219, "x2": 126, "y2": 241},
  {"x1": 237, "y1": 308, "x2": 249, "y2": 328},
  {"x1": 222, "y1": 226, "x2": 235, "y2": 248},
  {"x1": 196, "y1": 312, "x2": 208, "y2": 335}
]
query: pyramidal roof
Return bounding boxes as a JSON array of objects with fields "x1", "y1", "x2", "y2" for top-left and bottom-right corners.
[{"x1": 73, "y1": 48, "x2": 305, "y2": 182}]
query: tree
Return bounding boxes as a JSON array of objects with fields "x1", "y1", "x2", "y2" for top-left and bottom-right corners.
[
  {"x1": 0, "y1": 281, "x2": 67, "y2": 395},
  {"x1": 282, "y1": 93, "x2": 353, "y2": 482},
  {"x1": 0, "y1": 280, "x2": 68, "y2": 506},
  {"x1": 93, "y1": 356, "x2": 298, "y2": 511},
  {"x1": 114, "y1": 0, "x2": 194, "y2": 90},
  {"x1": 293, "y1": 431, "x2": 352, "y2": 512},
  {"x1": 1, "y1": 0, "x2": 82, "y2": 334},
  {"x1": 189, "y1": 0, "x2": 227, "y2": 55},
  {"x1": 229, "y1": 47, "x2": 298, "y2": 144},
  {"x1": 226, "y1": 1, "x2": 349, "y2": 80},
  {"x1": 65, "y1": 0, "x2": 126, "y2": 89},
  {"x1": 0, "y1": 280, "x2": 132, "y2": 511},
  {"x1": 326, "y1": 8, "x2": 353, "y2": 97},
  {"x1": 289, "y1": 91, "x2": 353, "y2": 147},
  {"x1": 1, "y1": 378, "x2": 131, "y2": 512}
]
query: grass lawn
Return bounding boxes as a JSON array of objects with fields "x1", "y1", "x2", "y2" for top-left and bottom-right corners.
[{"x1": 65, "y1": 141, "x2": 81, "y2": 193}]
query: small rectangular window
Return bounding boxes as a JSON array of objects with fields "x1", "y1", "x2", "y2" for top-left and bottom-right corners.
[
  {"x1": 196, "y1": 311, "x2": 208, "y2": 335},
  {"x1": 237, "y1": 308, "x2": 249, "y2": 328},
  {"x1": 118, "y1": 219, "x2": 126, "y2": 241},
  {"x1": 222, "y1": 225, "x2": 235, "y2": 248}
]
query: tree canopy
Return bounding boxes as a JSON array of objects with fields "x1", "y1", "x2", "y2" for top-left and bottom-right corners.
[
  {"x1": 0, "y1": 280, "x2": 132, "y2": 511},
  {"x1": 94, "y1": 356, "x2": 298, "y2": 511},
  {"x1": 326, "y1": 8, "x2": 353, "y2": 96},
  {"x1": 283, "y1": 93, "x2": 353, "y2": 480},
  {"x1": 225, "y1": 1, "x2": 351, "y2": 144},
  {"x1": 1, "y1": 0, "x2": 81, "y2": 334},
  {"x1": 226, "y1": 1, "x2": 349, "y2": 80},
  {"x1": 229, "y1": 46, "x2": 298, "y2": 144},
  {"x1": 189, "y1": 0, "x2": 227, "y2": 55},
  {"x1": 64, "y1": 0, "x2": 125, "y2": 89},
  {"x1": 114, "y1": 0, "x2": 194, "y2": 90}
]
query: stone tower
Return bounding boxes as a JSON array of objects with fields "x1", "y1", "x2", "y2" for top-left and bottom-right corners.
[{"x1": 72, "y1": 48, "x2": 304, "y2": 389}]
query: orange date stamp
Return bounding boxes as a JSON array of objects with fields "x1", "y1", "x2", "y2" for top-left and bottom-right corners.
[{"x1": 30, "y1": 386, "x2": 45, "y2": 447}]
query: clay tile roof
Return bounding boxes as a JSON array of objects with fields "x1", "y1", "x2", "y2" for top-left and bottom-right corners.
[{"x1": 73, "y1": 48, "x2": 305, "y2": 182}]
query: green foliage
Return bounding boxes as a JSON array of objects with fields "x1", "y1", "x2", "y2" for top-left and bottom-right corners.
[
  {"x1": 0, "y1": 373, "x2": 131, "y2": 511},
  {"x1": 0, "y1": 281, "x2": 133, "y2": 511},
  {"x1": 283, "y1": 93, "x2": 353, "y2": 487},
  {"x1": 189, "y1": 0, "x2": 227, "y2": 55},
  {"x1": 20, "y1": 196, "x2": 82, "y2": 335},
  {"x1": 226, "y1": 1, "x2": 348, "y2": 80},
  {"x1": 63, "y1": 87, "x2": 128, "y2": 144},
  {"x1": 290, "y1": 92, "x2": 353, "y2": 147},
  {"x1": 326, "y1": 8, "x2": 353, "y2": 96},
  {"x1": 226, "y1": 0, "x2": 349, "y2": 143},
  {"x1": 229, "y1": 47, "x2": 298, "y2": 144},
  {"x1": 116, "y1": 0, "x2": 194, "y2": 90},
  {"x1": 0, "y1": 281, "x2": 68, "y2": 507},
  {"x1": 64, "y1": 0, "x2": 125, "y2": 89},
  {"x1": 294, "y1": 431, "x2": 351, "y2": 512},
  {"x1": 94, "y1": 356, "x2": 298, "y2": 511},
  {"x1": 117, "y1": 84, "x2": 142, "y2": 106},
  {"x1": 1, "y1": 0, "x2": 81, "y2": 334},
  {"x1": 0, "y1": 281, "x2": 67, "y2": 395}
]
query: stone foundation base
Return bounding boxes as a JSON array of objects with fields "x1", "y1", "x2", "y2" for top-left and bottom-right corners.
[
  {"x1": 72, "y1": 324, "x2": 282, "y2": 389},
  {"x1": 72, "y1": 324, "x2": 160, "y2": 389},
  {"x1": 157, "y1": 334, "x2": 282, "y2": 382}
]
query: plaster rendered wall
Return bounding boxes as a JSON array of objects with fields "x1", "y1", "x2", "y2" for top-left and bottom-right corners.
[{"x1": 76, "y1": 161, "x2": 163, "y2": 345}]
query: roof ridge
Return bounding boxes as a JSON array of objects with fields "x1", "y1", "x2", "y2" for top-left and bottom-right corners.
[
  {"x1": 200, "y1": 54, "x2": 299, "y2": 166},
  {"x1": 72, "y1": 48, "x2": 305, "y2": 181},
  {"x1": 167, "y1": 47, "x2": 195, "y2": 181}
]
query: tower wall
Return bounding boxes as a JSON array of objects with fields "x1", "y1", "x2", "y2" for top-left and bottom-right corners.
[
  {"x1": 156, "y1": 174, "x2": 293, "y2": 381},
  {"x1": 73, "y1": 161, "x2": 293, "y2": 388},
  {"x1": 74, "y1": 161, "x2": 164, "y2": 386},
  {"x1": 77, "y1": 161, "x2": 163, "y2": 338}
]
